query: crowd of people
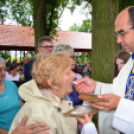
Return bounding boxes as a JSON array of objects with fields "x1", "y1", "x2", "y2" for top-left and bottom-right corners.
[{"x1": 0, "y1": 5, "x2": 134, "y2": 134}]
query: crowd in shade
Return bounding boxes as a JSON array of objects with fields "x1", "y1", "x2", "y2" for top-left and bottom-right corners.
[{"x1": 1, "y1": 6, "x2": 134, "y2": 134}]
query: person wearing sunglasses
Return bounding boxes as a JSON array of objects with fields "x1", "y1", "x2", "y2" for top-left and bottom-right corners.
[
  {"x1": 75, "y1": 6, "x2": 134, "y2": 134},
  {"x1": 24, "y1": 36, "x2": 53, "y2": 82}
]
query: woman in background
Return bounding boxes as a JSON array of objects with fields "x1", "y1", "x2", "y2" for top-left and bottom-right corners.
[
  {"x1": 0, "y1": 58, "x2": 23, "y2": 133},
  {"x1": 82, "y1": 51, "x2": 131, "y2": 134},
  {"x1": 113, "y1": 51, "x2": 131, "y2": 78},
  {"x1": 5, "y1": 64, "x2": 20, "y2": 81}
]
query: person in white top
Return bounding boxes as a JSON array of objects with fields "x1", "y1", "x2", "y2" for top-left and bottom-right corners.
[
  {"x1": 5, "y1": 64, "x2": 20, "y2": 81},
  {"x1": 82, "y1": 51, "x2": 131, "y2": 134},
  {"x1": 75, "y1": 6, "x2": 134, "y2": 134}
]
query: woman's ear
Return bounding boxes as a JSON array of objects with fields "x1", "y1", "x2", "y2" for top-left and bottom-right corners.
[{"x1": 47, "y1": 79, "x2": 58, "y2": 90}]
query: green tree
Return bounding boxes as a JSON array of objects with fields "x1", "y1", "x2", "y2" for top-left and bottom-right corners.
[
  {"x1": 33, "y1": 0, "x2": 69, "y2": 52},
  {"x1": 0, "y1": 0, "x2": 69, "y2": 53},
  {"x1": 0, "y1": 0, "x2": 6, "y2": 24},
  {"x1": 82, "y1": 52, "x2": 91, "y2": 63},
  {"x1": 0, "y1": 0, "x2": 33, "y2": 26},
  {"x1": 119, "y1": 0, "x2": 134, "y2": 12},
  {"x1": 0, "y1": 51, "x2": 11, "y2": 60},
  {"x1": 69, "y1": 23, "x2": 79, "y2": 31},
  {"x1": 69, "y1": 19, "x2": 91, "y2": 32},
  {"x1": 26, "y1": 51, "x2": 35, "y2": 60}
]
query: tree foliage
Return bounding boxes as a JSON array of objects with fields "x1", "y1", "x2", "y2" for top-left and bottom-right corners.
[
  {"x1": 0, "y1": 51, "x2": 11, "y2": 60},
  {"x1": 119, "y1": 0, "x2": 134, "y2": 12},
  {"x1": 0, "y1": 0, "x2": 33, "y2": 26},
  {"x1": 0, "y1": 0, "x2": 71, "y2": 53},
  {"x1": 69, "y1": 19, "x2": 91, "y2": 32}
]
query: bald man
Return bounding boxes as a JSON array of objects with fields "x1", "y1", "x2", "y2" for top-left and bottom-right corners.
[
  {"x1": 23, "y1": 57, "x2": 31, "y2": 66},
  {"x1": 75, "y1": 6, "x2": 134, "y2": 134}
]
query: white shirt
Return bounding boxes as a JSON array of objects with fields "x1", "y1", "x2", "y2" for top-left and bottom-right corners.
[
  {"x1": 5, "y1": 71, "x2": 9, "y2": 79},
  {"x1": 94, "y1": 57, "x2": 134, "y2": 134},
  {"x1": 5, "y1": 74, "x2": 20, "y2": 81},
  {"x1": 81, "y1": 122, "x2": 98, "y2": 134}
]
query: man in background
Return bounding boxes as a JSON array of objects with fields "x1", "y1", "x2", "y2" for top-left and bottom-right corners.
[
  {"x1": 23, "y1": 57, "x2": 31, "y2": 66},
  {"x1": 24, "y1": 36, "x2": 53, "y2": 82}
]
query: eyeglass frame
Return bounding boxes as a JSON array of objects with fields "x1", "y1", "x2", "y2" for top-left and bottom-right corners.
[
  {"x1": 114, "y1": 25, "x2": 134, "y2": 38},
  {"x1": 39, "y1": 45, "x2": 54, "y2": 49}
]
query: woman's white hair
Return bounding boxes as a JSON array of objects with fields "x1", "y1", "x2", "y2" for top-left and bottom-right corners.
[
  {"x1": 53, "y1": 44, "x2": 74, "y2": 53},
  {"x1": 0, "y1": 57, "x2": 6, "y2": 64}
]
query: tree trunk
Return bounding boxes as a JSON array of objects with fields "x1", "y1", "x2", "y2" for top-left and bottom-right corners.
[
  {"x1": 92, "y1": 0, "x2": 120, "y2": 83},
  {"x1": 33, "y1": 0, "x2": 47, "y2": 53}
]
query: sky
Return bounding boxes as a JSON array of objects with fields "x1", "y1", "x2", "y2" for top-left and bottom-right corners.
[{"x1": 59, "y1": 6, "x2": 91, "y2": 31}]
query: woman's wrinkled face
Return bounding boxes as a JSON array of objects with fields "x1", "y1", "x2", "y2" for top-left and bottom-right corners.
[
  {"x1": 0, "y1": 64, "x2": 6, "y2": 81},
  {"x1": 116, "y1": 58, "x2": 125, "y2": 72},
  {"x1": 65, "y1": 51, "x2": 76, "y2": 70},
  {"x1": 59, "y1": 66, "x2": 75, "y2": 98}
]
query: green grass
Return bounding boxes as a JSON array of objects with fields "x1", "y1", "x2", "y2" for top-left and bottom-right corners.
[{"x1": 7, "y1": 57, "x2": 24, "y2": 63}]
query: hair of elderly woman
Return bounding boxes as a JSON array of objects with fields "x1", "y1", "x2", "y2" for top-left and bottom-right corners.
[
  {"x1": 52, "y1": 44, "x2": 74, "y2": 53},
  {"x1": 32, "y1": 52, "x2": 72, "y2": 89},
  {"x1": 114, "y1": 51, "x2": 131, "y2": 78},
  {"x1": 0, "y1": 57, "x2": 6, "y2": 64}
]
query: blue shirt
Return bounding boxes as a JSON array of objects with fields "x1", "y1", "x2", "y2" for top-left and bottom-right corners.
[
  {"x1": 69, "y1": 77, "x2": 83, "y2": 107},
  {"x1": 0, "y1": 80, "x2": 21, "y2": 130}
]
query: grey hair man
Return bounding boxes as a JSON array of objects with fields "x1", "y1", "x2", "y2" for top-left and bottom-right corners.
[
  {"x1": 23, "y1": 57, "x2": 31, "y2": 66},
  {"x1": 38, "y1": 36, "x2": 53, "y2": 54},
  {"x1": 0, "y1": 57, "x2": 6, "y2": 64},
  {"x1": 24, "y1": 36, "x2": 53, "y2": 82},
  {"x1": 53, "y1": 44, "x2": 76, "y2": 70}
]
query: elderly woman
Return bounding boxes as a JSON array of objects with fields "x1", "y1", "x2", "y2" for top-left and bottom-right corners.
[
  {"x1": 0, "y1": 57, "x2": 50, "y2": 134},
  {"x1": 0, "y1": 58, "x2": 23, "y2": 133},
  {"x1": 53, "y1": 44, "x2": 83, "y2": 107},
  {"x1": 9, "y1": 52, "x2": 77, "y2": 134}
]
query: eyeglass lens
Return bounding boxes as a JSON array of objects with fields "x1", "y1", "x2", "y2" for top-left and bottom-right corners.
[{"x1": 41, "y1": 46, "x2": 53, "y2": 49}]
